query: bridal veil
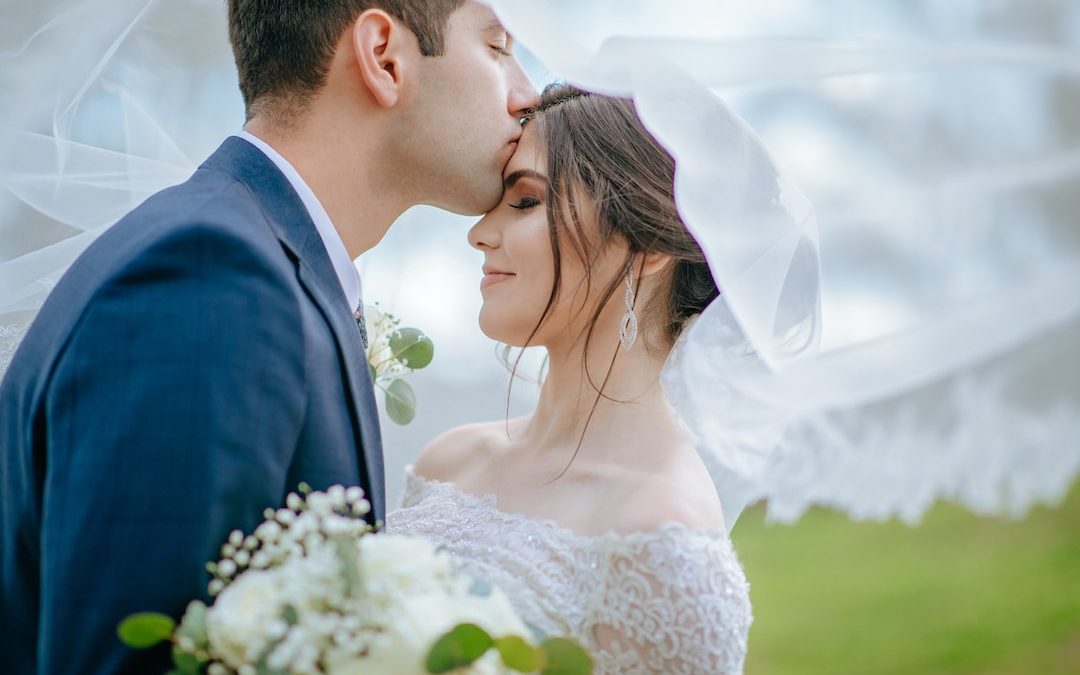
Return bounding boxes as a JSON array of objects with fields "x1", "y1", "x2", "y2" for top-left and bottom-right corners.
[{"x1": 2, "y1": 0, "x2": 1077, "y2": 527}]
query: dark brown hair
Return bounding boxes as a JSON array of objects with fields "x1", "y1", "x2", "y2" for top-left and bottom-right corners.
[
  {"x1": 228, "y1": 0, "x2": 465, "y2": 120},
  {"x1": 512, "y1": 83, "x2": 719, "y2": 477}
]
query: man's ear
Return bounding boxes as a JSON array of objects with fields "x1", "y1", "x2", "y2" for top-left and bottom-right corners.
[{"x1": 350, "y1": 9, "x2": 413, "y2": 108}]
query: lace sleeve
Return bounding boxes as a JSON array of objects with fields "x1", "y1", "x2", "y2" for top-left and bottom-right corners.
[{"x1": 583, "y1": 525, "x2": 753, "y2": 675}]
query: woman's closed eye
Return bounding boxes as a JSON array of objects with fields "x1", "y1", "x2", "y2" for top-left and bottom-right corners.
[{"x1": 508, "y1": 196, "x2": 541, "y2": 210}]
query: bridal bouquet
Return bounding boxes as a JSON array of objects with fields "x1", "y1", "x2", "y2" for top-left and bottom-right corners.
[{"x1": 119, "y1": 485, "x2": 591, "y2": 674}]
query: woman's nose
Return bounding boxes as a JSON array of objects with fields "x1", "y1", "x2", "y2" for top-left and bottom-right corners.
[{"x1": 468, "y1": 214, "x2": 501, "y2": 251}]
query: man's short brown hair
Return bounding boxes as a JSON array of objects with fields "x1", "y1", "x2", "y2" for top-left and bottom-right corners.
[{"x1": 228, "y1": 0, "x2": 466, "y2": 119}]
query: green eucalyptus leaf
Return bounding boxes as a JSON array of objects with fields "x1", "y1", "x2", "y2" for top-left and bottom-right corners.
[
  {"x1": 539, "y1": 637, "x2": 594, "y2": 675},
  {"x1": 390, "y1": 327, "x2": 434, "y2": 369},
  {"x1": 494, "y1": 636, "x2": 543, "y2": 672},
  {"x1": 369, "y1": 362, "x2": 378, "y2": 382},
  {"x1": 385, "y1": 379, "x2": 417, "y2": 425},
  {"x1": 117, "y1": 613, "x2": 176, "y2": 649},
  {"x1": 426, "y1": 623, "x2": 494, "y2": 672}
]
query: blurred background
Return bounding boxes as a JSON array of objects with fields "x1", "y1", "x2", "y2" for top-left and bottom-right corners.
[{"x1": 2, "y1": 1, "x2": 1078, "y2": 673}]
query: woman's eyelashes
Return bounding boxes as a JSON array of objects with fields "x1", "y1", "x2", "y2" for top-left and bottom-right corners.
[{"x1": 508, "y1": 196, "x2": 541, "y2": 210}]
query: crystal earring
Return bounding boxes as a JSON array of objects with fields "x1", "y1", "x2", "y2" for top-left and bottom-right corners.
[{"x1": 620, "y1": 267, "x2": 638, "y2": 351}]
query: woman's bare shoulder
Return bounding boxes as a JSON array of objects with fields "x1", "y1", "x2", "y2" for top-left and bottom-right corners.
[
  {"x1": 610, "y1": 442, "x2": 727, "y2": 534},
  {"x1": 412, "y1": 417, "x2": 526, "y2": 483}
]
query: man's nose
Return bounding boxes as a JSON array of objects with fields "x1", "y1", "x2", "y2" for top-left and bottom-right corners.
[{"x1": 507, "y1": 61, "x2": 540, "y2": 117}]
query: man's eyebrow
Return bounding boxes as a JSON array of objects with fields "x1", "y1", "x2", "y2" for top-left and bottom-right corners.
[{"x1": 504, "y1": 169, "x2": 547, "y2": 190}]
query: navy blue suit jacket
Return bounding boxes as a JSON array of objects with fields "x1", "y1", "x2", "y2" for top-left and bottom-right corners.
[{"x1": 0, "y1": 137, "x2": 385, "y2": 674}]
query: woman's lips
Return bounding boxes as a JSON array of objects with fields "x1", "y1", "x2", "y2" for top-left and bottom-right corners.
[{"x1": 481, "y1": 272, "x2": 515, "y2": 289}]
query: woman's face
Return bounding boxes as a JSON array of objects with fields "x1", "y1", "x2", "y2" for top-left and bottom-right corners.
[{"x1": 468, "y1": 123, "x2": 627, "y2": 349}]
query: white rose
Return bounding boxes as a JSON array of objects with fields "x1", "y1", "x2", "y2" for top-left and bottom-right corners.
[
  {"x1": 333, "y1": 591, "x2": 527, "y2": 675},
  {"x1": 358, "y1": 535, "x2": 452, "y2": 593},
  {"x1": 206, "y1": 567, "x2": 288, "y2": 668},
  {"x1": 444, "y1": 589, "x2": 529, "y2": 644}
]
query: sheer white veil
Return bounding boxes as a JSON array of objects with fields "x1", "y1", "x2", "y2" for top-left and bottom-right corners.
[{"x1": 2, "y1": 0, "x2": 1078, "y2": 528}]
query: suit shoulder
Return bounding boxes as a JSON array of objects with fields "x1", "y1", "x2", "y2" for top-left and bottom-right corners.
[{"x1": 412, "y1": 420, "x2": 513, "y2": 484}]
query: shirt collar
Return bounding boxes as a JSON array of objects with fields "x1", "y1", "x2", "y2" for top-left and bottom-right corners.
[{"x1": 235, "y1": 130, "x2": 362, "y2": 311}]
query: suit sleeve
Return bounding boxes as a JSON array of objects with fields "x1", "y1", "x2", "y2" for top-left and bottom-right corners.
[{"x1": 38, "y1": 224, "x2": 307, "y2": 674}]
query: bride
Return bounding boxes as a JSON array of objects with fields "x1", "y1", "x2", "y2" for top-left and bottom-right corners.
[{"x1": 387, "y1": 83, "x2": 751, "y2": 674}]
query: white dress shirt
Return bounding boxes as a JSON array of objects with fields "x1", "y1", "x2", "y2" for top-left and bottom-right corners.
[{"x1": 235, "y1": 130, "x2": 362, "y2": 312}]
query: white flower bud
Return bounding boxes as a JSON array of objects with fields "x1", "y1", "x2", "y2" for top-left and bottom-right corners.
[
  {"x1": 244, "y1": 535, "x2": 259, "y2": 551},
  {"x1": 208, "y1": 579, "x2": 225, "y2": 596},
  {"x1": 276, "y1": 508, "x2": 296, "y2": 525},
  {"x1": 208, "y1": 664, "x2": 227, "y2": 675},
  {"x1": 267, "y1": 619, "x2": 289, "y2": 640},
  {"x1": 307, "y1": 492, "x2": 332, "y2": 516},
  {"x1": 221, "y1": 544, "x2": 236, "y2": 559},
  {"x1": 328, "y1": 484, "x2": 346, "y2": 509},
  {"x1": 352, "y1": 501, "x2": 371, "y2": 516},
  {"x1": 263, "y1": 508, "x2": 275, "y2": 520},
  {"x1": 218, "y1": 559, "x2": 237, "y2": 578},
  {"x1": 286, "y1": 493, "x2": 303, "y2": 510},
  {"x1": 255, "y1": 520, "x2": 282, "y2": 543},
  {"x1": 234, "y1": 550, "x2": 250, "y2": 567},
  {"x1": 177, "y1": 635, "x2": 195, "y2": 652},
  {"x1": 228, "y1": 530, "x2": 244, "y2": 547},
  {"x1": 251, "y1": 551, "x2": 270, "y2": 569},
  {"x1": 345, "y1": 486, "x2": 365, "y2": 504}
]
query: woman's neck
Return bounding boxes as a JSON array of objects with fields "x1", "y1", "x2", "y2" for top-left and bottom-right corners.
[{"x1": 517, "y1": 323, "x2": 680, "y2": 465}]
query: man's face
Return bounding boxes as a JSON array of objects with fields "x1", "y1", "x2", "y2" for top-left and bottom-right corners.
[{"x1": 402, "y1": 2, "x2": 539, "y2": 215}]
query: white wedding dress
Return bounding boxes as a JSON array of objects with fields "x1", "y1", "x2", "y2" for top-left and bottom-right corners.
[{"x1": 386, "y1": 466, "x2": 752, "y2": 675}]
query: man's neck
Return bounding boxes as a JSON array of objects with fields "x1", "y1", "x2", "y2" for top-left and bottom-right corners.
[{"x1": 244, "y1": 114, "x2": 410, "y2": 259}]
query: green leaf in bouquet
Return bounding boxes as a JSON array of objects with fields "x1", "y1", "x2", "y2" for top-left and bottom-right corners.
[
  {"x1": 117, "y1": 612, "x2": 176, "y2": 649},
  {"x1": 426, "y1": 623, "x2": 494, "y2": 672},
  {"x1": 494, "y1": 636, "x2": 543, "y2": 672},
  {"x1": 389, "y1": 327, "x2": 434, "y2": 369},
  {"x1": 171, "y1": 644, "x2": 201, "y2": 675},
  {"x1": 385, "y1": 379, "x2": 417, "y2": 425},
  {"x1": 369, "y1": 362, "x2": 378, "y2": 382},
  {"x1": 539, "y1": 637, "x2": 594, "y2": 675}
]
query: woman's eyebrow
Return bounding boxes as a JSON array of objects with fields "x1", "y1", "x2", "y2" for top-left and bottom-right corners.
[{"x1": 504, "y1": 169, "x2": 547, "y2": 191}]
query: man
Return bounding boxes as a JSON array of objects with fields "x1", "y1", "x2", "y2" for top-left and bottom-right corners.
[{"x1": 0, "y1": 0, "x2": 537, "y2": 671}]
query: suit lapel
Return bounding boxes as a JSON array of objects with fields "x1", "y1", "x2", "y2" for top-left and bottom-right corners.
[{"x1": 201, "y1": 137, "x2": 385, "y2": 522}]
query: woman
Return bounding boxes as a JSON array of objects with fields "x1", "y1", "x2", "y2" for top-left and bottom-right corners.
[{"x1": 387, "y1": 84, "x2": 751, "y2": 674}]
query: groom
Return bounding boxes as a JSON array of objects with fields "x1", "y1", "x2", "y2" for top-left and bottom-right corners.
[{"x1": 0, "y1": 1, "x2": 536, "y2": 672}]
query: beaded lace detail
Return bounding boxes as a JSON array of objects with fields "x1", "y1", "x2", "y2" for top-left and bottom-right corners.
[
  {"x1": 0, "y1": 322, "x2": 30, "y2": 378},
  {"x1": 386, "y1": 467, "x2": 752, "y2": 675}
]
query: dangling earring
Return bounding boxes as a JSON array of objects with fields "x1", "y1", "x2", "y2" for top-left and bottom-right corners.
[{"x1": 620, "y1": 267, "x2": 638, "y2": 351}]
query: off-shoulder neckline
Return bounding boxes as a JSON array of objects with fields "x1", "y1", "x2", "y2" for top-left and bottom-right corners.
[{"x1": 402, "y1": 464, "x2": 733, "y2": 545}]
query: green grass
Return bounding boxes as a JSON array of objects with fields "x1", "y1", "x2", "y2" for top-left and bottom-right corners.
[{"x1": 731, "y1": 481, "x2": 1080, "y2": 675}]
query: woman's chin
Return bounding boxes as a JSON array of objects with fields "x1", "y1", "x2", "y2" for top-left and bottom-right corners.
[{"x1": 477, "y1": 314, "x2": 537, "y2": 349}]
